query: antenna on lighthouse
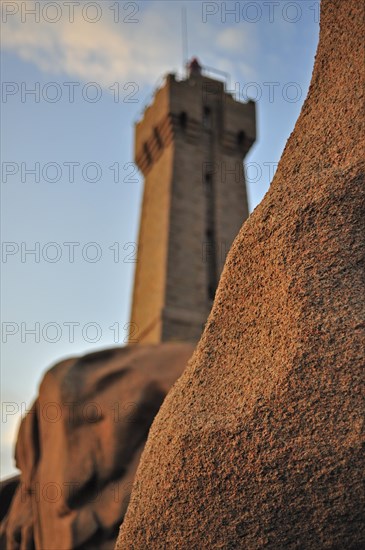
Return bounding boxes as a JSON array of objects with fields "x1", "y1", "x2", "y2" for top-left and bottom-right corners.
[{"x1": 182, "y1": 6, "x2": 188, "y2": 76}]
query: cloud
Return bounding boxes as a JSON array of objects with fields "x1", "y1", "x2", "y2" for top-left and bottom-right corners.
[
  {"x1": 217, "y1": 25, "x2": 256, "y2": 53},
  {"x1": 2, "y1": 1, "x2": 181, "y2": 87},
  {"x1": 2, "y1": 1, "x2": 258, "y2": 89}
]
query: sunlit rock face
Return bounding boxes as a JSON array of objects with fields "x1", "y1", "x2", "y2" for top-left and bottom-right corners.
[
  {"x1": 0, "y1": 343, "x2": 194, "y2": 549},
  {"x1": 116, "y1": 1, "x2": 365, "y2": 548}
]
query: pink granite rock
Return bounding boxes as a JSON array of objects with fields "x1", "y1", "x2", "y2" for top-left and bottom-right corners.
[
  {"x1": 0, "y1": 343, "x2": 193, "y2": 549},
  {"x1": 116, "y1": 1, "x2": 365, "y2": 548}
]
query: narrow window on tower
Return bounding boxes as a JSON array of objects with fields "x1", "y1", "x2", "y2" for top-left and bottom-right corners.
[
  {"x1": 179, "y1": 112, "x2": 187, "y2": 132},
  {"x1": 144, "y1": 142, "x2": 152, "y2": 166},
  {"x1": 203, "y1": 106, "x2": 211, "y2": 128},
  {"x1": 154, "y1": 127, "x2": 163, "y2": 149},
  {"x1": 237, "y1": 130, "x2": 246, "y2": 148},
  {"x1": 204, "y1": 172, "x2": 212, "y2": 194},
  {"x1": 208, "y1": 284, "x2": 216, "y2": 301}
]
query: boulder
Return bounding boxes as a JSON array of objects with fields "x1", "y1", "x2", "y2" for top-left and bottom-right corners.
[
  {"x1": 0, "y1": 343, "x2": 194, "y2": 549},
  {"x1": 0, "y1": 476, "x2": 20, "y2": 522},
  {"x1": 116, "y1": 1, "x2": 365, "y2": 548}
]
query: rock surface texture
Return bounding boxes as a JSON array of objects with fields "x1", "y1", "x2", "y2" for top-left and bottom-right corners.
[
  {"x1": 0, "y1": 343, "x2": 194, "y2": 549},
  {"x1": 116, "y1": 1, "x2": 365, "y2": 548}
]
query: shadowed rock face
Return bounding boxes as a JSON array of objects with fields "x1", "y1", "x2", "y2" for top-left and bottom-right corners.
[
  {"x1": 116, "y1": 2, "x2": 365, "y2": 548},
  {"x1": 0, "y1": 477, "x2": 19, "y2": 523},
  {"x1": 0, "y1": 343, "x2": 194, "y2": 549}
]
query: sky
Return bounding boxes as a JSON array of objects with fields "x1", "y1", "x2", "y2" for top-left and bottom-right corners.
[{"x1": 1, "y1": 0, "x2": 320, "y2": 478}]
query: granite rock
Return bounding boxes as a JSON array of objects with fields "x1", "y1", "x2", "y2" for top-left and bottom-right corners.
[
  {"x1": 116, "y1": 1, "x2": 365, "y2": 548},
  {"x1": 0, "y1": 343, "x2": 193, "y2": 549}
]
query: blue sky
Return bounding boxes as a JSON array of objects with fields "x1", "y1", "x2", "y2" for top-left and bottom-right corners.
[{"x1": 1, "y1": 0, "x2": 319, "y2": 478}]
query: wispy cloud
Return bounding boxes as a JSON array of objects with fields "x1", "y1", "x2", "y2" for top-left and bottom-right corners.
[
  {"x1": 2, "y1": 1, "x2": 258, "y2": 88},
  {"x1": 2, "y1": 3, "x2": 177, "y2": 86}
]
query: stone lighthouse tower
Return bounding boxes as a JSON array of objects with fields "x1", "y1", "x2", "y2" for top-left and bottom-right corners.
[{"x1": 129, "y1": 58, "x2": 256, "y2": 344}]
